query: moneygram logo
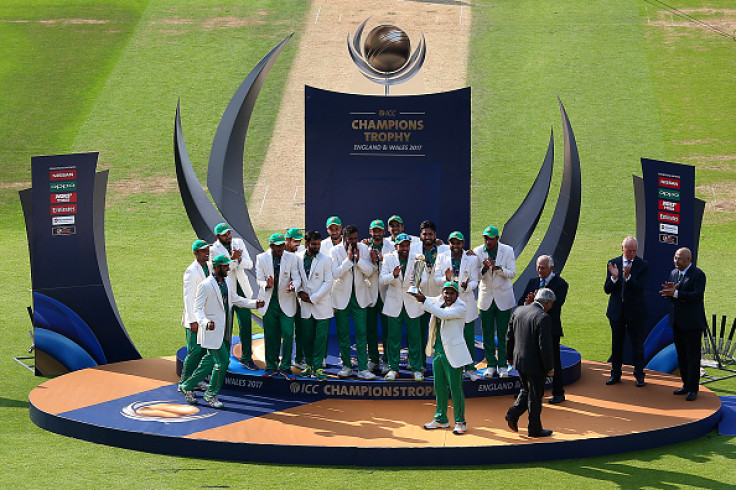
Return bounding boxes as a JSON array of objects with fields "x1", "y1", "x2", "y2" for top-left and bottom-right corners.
[
  {"x1": 50, "y1": 181, "x2": 77, "y2": 192},
  {"x1": 658, "y1": 189, "x2": 680, "y2": 201}
]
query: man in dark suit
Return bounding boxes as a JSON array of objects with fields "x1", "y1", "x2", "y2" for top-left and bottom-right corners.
[
  {"x1": 505, "y1": 288, "x2": 556, "y2": 437},
  {"x1": 604, "y1": 236, "x2": 649, "y2": 387},
  {"x1": 660, "y1": 247, "x2": 707, "y2": 401},
  {"x1": 518, "y1": 255, "x2": 569, "y2": 404}
]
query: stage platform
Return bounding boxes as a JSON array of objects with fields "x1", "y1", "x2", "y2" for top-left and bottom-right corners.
[{"x1": 29, "y1": 357, "x2": 721, "y2": 466}]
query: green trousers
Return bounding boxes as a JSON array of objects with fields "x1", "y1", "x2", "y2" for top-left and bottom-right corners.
[
  {"x1": 433, "y1": 352, "x2": 465, "y2": 423},
  {"x1": 180, "y1": 328, "x2": 208, "y2": 386},
  {"x1": 335, "y1": 293, "x2": 368, "y2": 370},
  {"x1": 420, "y1": 312, "x2": 431, "y2": 365},
  {"x1": 367, "y1": 297, "x2": 388, "y2": 365},
  {"x1": 182, "y1": 339, "x2": 229, "y2": 398},
  {"x1": 464, "y1": 321, "x2": 476, "y2": 370},
  {"x1": 300, "y1": 316, "x2": 330, "y2": 369},
  {"x1": 294, "y1": 303, "x2": 304, "y2": 364},
  {"x1": 263, "y1": 297, "x2": 295, "y2": 371},
  {"x1": 386, "y1": 307, "x2": 422, "y2": 372},
  {"x1": 234, "y1": 284, "x2": 253, "y2": 363},
  {"x1": 481, "y1": 302, "x2": 512, "y2": 367}
]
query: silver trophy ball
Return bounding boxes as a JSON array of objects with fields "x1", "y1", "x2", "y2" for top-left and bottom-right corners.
[{"x1": 364, "y1": 24, "x2": 411, "y2": 74}]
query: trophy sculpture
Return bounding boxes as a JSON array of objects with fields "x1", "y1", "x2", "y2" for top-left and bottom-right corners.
[{"x1": 407, "y1": 254, "x2": 426, "y2": 295}]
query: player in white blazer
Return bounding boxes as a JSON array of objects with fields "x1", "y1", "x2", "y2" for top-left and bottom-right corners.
[
  {"x1": 285, "y1": 227, "x2": 307, "y2": 369},
  {"x1": 296, "y1": 230, "x2": 333, "y2": 381},
  {"x1": 380, "y1": 234, "x2": 428, "y2": 381},
  {"x1": 210, "y1": 222, "x2": 257, "y2": 370},
  {"x1": 320, "y1": 215, "x2": 343, "y2": 255},
  {"x1": 180, "y1": 255, "x2": 263, "y2": 408},
  {"x1": 411, "y1": 281, "x2": 472, "y2": 435},
  {"x1": 437, "y1": 231, "x2": 481, "y2": 381},
  {"x1": 473, "y1": 225, "x2": 517, "y2": 378},
  {"x1": 330, "y1": 224, "x2": 376, "y2": 380},
  {"x1": 179, "y1": 240, "x2": 213, "y2": 392},
  {"x1": 256, "y1": 233, "x2": 302, "y2": 379},
  {"x1": 364, "y1": 219, "x2": 395, "y2": 374}
]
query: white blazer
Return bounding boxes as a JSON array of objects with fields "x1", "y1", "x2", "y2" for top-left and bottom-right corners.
[
  {"x1": 194, "y1": 275, "x2": 258, "y2": 350},
  {"x1": 255, "y1": 250, "x2": 301, "y2": 317},
  {"x1": 182, "y1": 259, "x2": 211, "y2": 328},
  {"x1": 330, "y1": 242, "x2": 375, "y2": 309},
  {"x1": 296, "y1": 250, "x2": 334, "y2": 320},
  {"x1": 319, "y1": 237, "x2": 341, "y2": 256},
  {"x1": 436, "y1": 252, "x2": 480, "y2": 322},
  {"x1": 211, "y1": 237, "x2": 253, "y2": 297},
  {"x1": 380, "y1": 251, "x2": 427, "y2": 319},
  {"x1": 409, "y1": 244, "x2": 451, "y2": 298},
  {"x1": 424, "y1": 296, "x2": 473, "y2": 368},
  {"x1": 366, "y1": 240, "x2": 396, "y2": 306},
  {"x1": 475, "y1": 241, "x2": 516, "y2": 311}
]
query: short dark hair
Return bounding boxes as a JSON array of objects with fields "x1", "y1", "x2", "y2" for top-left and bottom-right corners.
[
  {"x1": 304, "y1": 230, "x2": 321, "y2": 242},
  {"x1": 419, "y1": 220, "x2": 436, "y2": 232},
  {"x1": 343, "y1": 224, "x2": 359, "y2": 236}
]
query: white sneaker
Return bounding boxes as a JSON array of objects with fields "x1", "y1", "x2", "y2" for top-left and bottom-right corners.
[
  {"x1": 367, "y1": 361, "x2": 377, "y2": 372},
  {"x1": 465, "y1": 370, "x2": 479, "y2": 382},
  {"x1": 414, "y1": 371, "x2": 424, "y2": 382},
  {"x1": 357, "y1": 369, "x2": 376, "y2": 380},
  {"x1": 453, "y1": 422, "x2": 467, "y2": 435},
  {"x1": 204, "y1": 394, "x2": 223, "y2": 409},
  {"x1": 195, "y1": 381, "x2": 209, "y2": 391},
  {"x1": 484, "y1": 366, "x2": 497, "y2": 379},
  {"x1": 293, "y1": 361, "x2": 307, "y2": 370},
  {"x1": 337, "y1": 366, "x2": 353, "y2": 378},
  {"x1": 498, "y1": 366, "x2": 509, "y2": 378},
  {"x1": 423, "y1": 420, "x2": 450, "y2": 430},
  {"x1": 182, "y1": 390, "x2": 197, "y2": 405},
  {"x1": 385, "y1": 370, "x2": 397, "y2": 381}
]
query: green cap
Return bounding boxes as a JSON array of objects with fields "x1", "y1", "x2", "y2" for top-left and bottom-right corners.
[
  {"x1": 325, "y1": 216, "x2": 342, "y2": 228},
  {"x1": 387, "y1": 215, "x2": 403, "y2": 225},
  {"x1": 214, "y1": 222, "x2": 231, "y2": 236},
  {"x1": 269, "y1": 233, "x2": 286, "y2": 245},
  {"x1": 285, "y1": 227, "x2": 303, "y2": 240},
  {"x1": 483, "y1": 225, "x2": 500, "y2": 238},
  {"x1": 395, "y1": 233, "x2": 411, "y2": 244},
  {"x1": 370, "y1": 219, "x2": 385, "y2": 230},
  {"x1": 448, "y1": 231, "x2": 465, "y2": 242},
  {"x1": 212, "y1": 254, "x2": 233, "y2": 267},
  {"x1": 443, "y1": 281, "x2": 459, "y2": 292},
  {"x1": 192, "y1": 239, "x2": 209, "y2": 252}
]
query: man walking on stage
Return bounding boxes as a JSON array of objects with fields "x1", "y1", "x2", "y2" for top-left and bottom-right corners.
[
  {"x1": 604, "y1": 236, "x2": 649, "y2": 386},
  {"x1": 505, "y1": 288, "x2": 556, "y2": 438},
  {"x1": 181, "y1": 255, "x2": 263, "y2": 408}
]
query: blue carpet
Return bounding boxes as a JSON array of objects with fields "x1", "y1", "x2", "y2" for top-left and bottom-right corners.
[{"x1": 718, "y1": 396, "x2": 736, "y2": 435}]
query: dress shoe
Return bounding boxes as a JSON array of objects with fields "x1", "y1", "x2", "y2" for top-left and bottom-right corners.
[
  {"x1": 528, "y1": 429, "x2": 553, "y2": 438},
  {"x1": 605, "y1": 375, "x2": 621, "y2": 385},
  {"x1": 548, "y1": 395, "x2": 565, "y2": 404},
  {"x1": 635, "y1": 378, "x2": 645, "y2": 387},
  {"x1": 673, "y1": 387, "x2": 687, "y2": 395},
  {"x1": 686, "y1": 392, "x2": 698, "y2": 401},
  {"x1": 505, "y1": 414, "x2": 518, "y2": 433}
]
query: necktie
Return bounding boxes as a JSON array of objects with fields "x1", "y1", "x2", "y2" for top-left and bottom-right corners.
[
  {"x1": 678, "y1": 271, "x2": 684, "y2": 282},
  {"x1": 540, "y1": 278, "x2": 546, "y2": 288}
]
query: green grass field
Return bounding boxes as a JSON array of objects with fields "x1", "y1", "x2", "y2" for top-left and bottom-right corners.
[{"x1": 2, "y1": 0, "x2": 735, "y2": 487}]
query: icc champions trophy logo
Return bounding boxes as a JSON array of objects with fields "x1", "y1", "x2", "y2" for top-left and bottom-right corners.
[{"x1": 348, "y1": 18, "x2": 426, "y2": 96}]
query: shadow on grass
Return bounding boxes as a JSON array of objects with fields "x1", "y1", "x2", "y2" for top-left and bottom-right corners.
[{"x1": 0, "y1": 396, "x2": 29, "y2": 408}]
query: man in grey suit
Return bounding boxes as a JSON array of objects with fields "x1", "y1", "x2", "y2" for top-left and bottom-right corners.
[
  {"x1": 660, "y1": 247, "x2": 707, "y2": 401},
  {"x1": 505, "y1": 288, "x2": 556, "y2": 437}
]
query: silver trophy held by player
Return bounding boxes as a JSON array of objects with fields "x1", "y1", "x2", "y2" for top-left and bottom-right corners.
[{"x1": 407, "y1": 254, "x2": 426, "y2": 294}]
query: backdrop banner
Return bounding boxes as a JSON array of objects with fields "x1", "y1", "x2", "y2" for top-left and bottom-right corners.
[{"x1": 304, "y1": 86, "x2": 471, "y2": 239}]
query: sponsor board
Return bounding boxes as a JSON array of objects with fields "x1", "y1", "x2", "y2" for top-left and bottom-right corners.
[
  {"x1": 50, "y1": 204, "x2": 77, "y2": 215},
  {"x1": 658, "y1": 188, "x2": 680, "y2": 201},
  {"x1": 659, "y1": 233, "x2": 678, "y2": 245},
  {"x1": 52, "y1": 225, "x2": 76, "y2": 236},
  {"x1": 50, "y1": 192, "x2": 77, "y2": 204},
  {"x1": 52, "y1": 216, "x2": 75, "y2": 225},
  {"x1": 49, "y1": 181, "x2": 77, "y2": 192},
  {"x1": 658, "y1": 212, "x2": 679, "y2": 224},
  {"x1": 49, "y1": 169, "x2": 77, "y2": 181},
  {"x1": 658, "y1": 199, "x2": 680, "y2": 213},
  {"x1": 658, "y1": 176, "x2": 680, "y2": 189},
  {"x1": 659, "y1": 223, "x2": 678, "y2": 234}
]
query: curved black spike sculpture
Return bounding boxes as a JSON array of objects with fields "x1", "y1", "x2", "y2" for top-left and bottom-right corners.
[
  {"x1": 513, "y1": 99, "x2": 581, "y2": 301},
  {"x1": 207, "y1": 34, "x2": 293, "y2": 255},
  {"x1": 501, "y1": 129, "x2": 554, "y2": 257},
  {"x1": 174, "y1": 100, "x2": 226, "y2": 244}
]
